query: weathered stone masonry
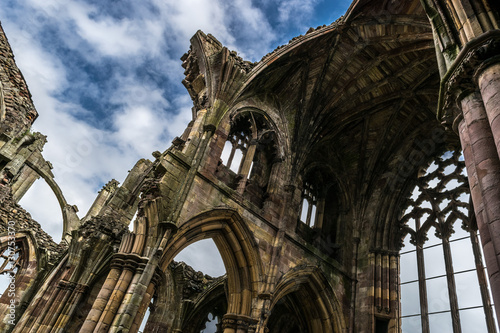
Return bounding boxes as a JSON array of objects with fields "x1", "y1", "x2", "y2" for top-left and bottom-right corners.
[{"x1": 0, "y1": 1, "x2": 500, "y2": 332}]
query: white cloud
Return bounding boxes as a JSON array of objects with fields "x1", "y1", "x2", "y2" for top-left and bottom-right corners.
[
  {"x1": 278, "y1": 0, "x2": 319, "y2": 25},
  {"x1": 174, "y1": 239, "x2": 226, "y2": 277},
  {"x1": 0, "y1": 0, "x2": 294, "y2": 271}
]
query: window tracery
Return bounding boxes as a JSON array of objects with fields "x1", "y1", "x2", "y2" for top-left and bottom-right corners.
[
  {"x1": 399, "y1": 150, "x2": 498, "y2": 332},
  {"x1": 300, "y1": 182, "x2": 317, "y2": 227},
  {"x1": 0, "y1": 245, "x2": 20, "y2": 276},
  {"x1": 220, "y1": 130, "x2": 250, "y2": 174},
  {"x1": 296, "y1": 169, "x2": 342, "y2": 260},
  {"x1": 217, "y1": 111, "x2": 279, "y2": 207}
]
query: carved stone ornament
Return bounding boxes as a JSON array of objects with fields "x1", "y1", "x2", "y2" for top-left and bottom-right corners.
[
  {"x1": 221, "y1": 314, "x2": 256, "y2": 330},
  {"x1": 440, "y1": 32, "x2": 500, "y2": 126}
]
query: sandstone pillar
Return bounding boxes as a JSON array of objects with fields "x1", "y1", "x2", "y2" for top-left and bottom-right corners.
[
  {"x1": 478, "y1": 62, "x2": 500, "y2": 159},
  {"x1": 459, "y1": 90, "x2": 500, "y2": 322}
]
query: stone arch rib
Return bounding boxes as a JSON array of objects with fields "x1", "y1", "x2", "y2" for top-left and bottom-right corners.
[
  {"x1": 160, "y1": 209, "x2": 263, "y2": 318},
  {"x1": 268, "y1": 266, "x2": 347, "y2": 333}
]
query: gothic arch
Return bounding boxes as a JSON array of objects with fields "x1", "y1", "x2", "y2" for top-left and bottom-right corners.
[
  {"x1": 266, "y1": 266, "x2": 347, "y2": 333},
  {"x1": 160, "y1": 209, "x2": 263, "y2": 319}
]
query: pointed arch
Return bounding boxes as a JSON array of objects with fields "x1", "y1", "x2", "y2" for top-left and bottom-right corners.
[
  {"x1": 267, "y1": 266, "x2": 347, "y2": 333},
  {"x1": 160, "y1": 209, "x2": 263, "y2": 319}
]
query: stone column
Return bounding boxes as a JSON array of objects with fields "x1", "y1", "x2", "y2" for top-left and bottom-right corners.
[
  {"x1": 459, "y1": 90, "x2": 500, "y2": 321},
  {"x1": 458, "y1": 118, "x2": 500, "y2": 307},
  {"x1": 478, "y1": 61, "x2": 500, "y2": 158}
]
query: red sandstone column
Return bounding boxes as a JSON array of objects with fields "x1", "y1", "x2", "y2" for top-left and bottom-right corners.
[
  {"x1": 478, "y1": 62, "x2": 500, "y2": 159},
  {"x1": 459, "y1": 119, "x2": 500, "y2": 286},
  {"x1": 460, "y1": 91, "x2": 500, "y2": 321}
]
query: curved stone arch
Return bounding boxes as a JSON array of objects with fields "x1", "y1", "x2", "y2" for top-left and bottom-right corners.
[
  {"x1": 300, "y1": 161, "x2": 351, "y2": 211},
  {"x1": 23, "y1": 161, "x2": 79, "y2": 241},
  {"x1": 366, "y1": 120, "x2": 450, "y2": 251},
  {"x1": 160, "y1": 209, "x2": 263, "y2": 319},
  {"x1": 226, "y1": 101, "x2": 290, "y2": 159},
  {"x1": 219, "y1": 104, "x2": 288, "y2": 164},
  {"x1": 267, "y1": 266, "x2": 347, "y2": 333}
]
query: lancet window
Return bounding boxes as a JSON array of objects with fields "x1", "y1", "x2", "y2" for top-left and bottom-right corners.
[
  {"x1": 399, "y1": 150, "x2": 498, "y2": 333},
  {"x1": 218, "y1": 111, "x2": 279, "y2": 206},
  {"x1": 300, "y1": 182, "x2": 317, "y2": 227},
  {"x1": 221, "y1": 129, "x2": 250, "y2": 174},
  {"x1": 0, "y1": 244, "x2": 20, "y2": 276}
]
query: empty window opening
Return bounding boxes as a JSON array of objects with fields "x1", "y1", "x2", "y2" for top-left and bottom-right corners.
[
  {"x1": 300, "y1": 182, "x2": 317, "y2": 227},
  {"x1": 375, "y1": 318, "x2": 389, "y2": 333},
  {"x1": 138, "y1": 297, "x2": 153, "y2": 333},
  {"x1": 220, "y1": 131, "x2": 249, "y2": 175}
]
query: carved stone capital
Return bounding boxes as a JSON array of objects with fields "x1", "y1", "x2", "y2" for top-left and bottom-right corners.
[
  {"x1": 111, "y1": 253, "x2": 148, "y2": 272},
  {"x1": 439, "y1": 31, "x2": 500, "y2": 126},
  {"x1": 222, "y1": 314, "x2": 257, "y2": 331}
]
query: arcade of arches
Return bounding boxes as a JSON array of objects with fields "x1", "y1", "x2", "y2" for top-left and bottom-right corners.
[{"x1": 1, "y1": 0, "x2": 500, "y2": 332}]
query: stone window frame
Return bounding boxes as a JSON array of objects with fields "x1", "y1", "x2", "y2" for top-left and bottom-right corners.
[
  {"x1": 299, "y1": 181, "x2": 318, "y2": 227},
  {"x1": 219, "y1": 111, "x2": 279, "y2": 197},
  {"x1": 221, "y1": 130, "x2": 251, "y2": 175},
  {"x1": 399, "y1": 149, "x2": 497, "y2": 333},
  {"x1": 0, "y1": 244, "x2": 21, "y2": 276}
]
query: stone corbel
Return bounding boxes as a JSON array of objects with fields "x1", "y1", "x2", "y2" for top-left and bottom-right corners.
[{"x1": 438, "y1": 31, "x2": 500, "y2": 128}]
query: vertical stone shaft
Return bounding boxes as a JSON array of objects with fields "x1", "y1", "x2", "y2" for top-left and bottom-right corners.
[
  {"x1": 128, "y1": 281, "x2": 155, "y2": 333},
  {"x1": 478, "y1": 62, "x2": 500, "y2": 160},
  {"x1": 459, "y1": 118, "x2": 500, "y2": 312},
  {"x1": 28, "y1": 282, "x2": 64, "y2": 332},
  {"x1": 94, "y1": 269, "x2": 135, "y2": 332},
  {"x1": 470, "y1": 231, "x2": 497, "y2": 332},
  {"x1": 460, "y1": 91, "x2": 500, "y2": 322},
  {"x1": 383, "y1": 254, "x2": 390, "y2": 311},
  {"x1": 52, "y1": 285, "x2": 86, "y2": 332},
  {"x1": 237, "y1": 142, "x2": 256, "y2": 194},
  {"x1": 442, "y1": 238, "x2": 461, "y2": 333},
  {"x1": 416, "y1": 244, "x2": 430, "y2": 333},
  {"x1": 80, "y1": 268, "x2": 122, "y2": 333},
  {"x1": 375, "y1": 253, "x2": 382, "y2": 310}
]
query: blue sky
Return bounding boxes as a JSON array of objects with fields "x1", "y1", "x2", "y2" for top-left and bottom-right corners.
[{"x1": 0, "y1": 0, "x2": 351, "y2": 275}]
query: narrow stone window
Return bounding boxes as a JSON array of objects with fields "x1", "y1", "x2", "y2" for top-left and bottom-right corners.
[
  {"x1": 217, "y1": 111, "x2": 279, "y2": 206},
  {"x1": 399, "y1": 150, "x2": 498, "y2": 333},
  {"x1": 220, "y1": 130, "x2": 249, "y2": 174},
  {"x1": 300, "y1": 182, "x2": 317, "y2": 227},
  {"x1": 138, "y1": 297, "x2": 153, "y2": 333}
]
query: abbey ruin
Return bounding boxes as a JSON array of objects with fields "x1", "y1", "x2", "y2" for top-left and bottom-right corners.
[{"x1": 1, "y1": 0, "x2": 500, "y2": 332}]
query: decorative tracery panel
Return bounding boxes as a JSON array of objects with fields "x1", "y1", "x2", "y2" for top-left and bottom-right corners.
[
  {"x1": 399, "y1": 150, "x2": 498, "y2": 333},
  {"x1": 0, "y1": 244, "x2": 21, "y2": 276},
  {"x1": 400, "y1": 150, "x2": 470, "y2": 246}
]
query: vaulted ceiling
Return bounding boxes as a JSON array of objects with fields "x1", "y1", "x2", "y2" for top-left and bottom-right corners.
[{"x1": 233, "y1": 0, "x2": 443, "y2": 209}]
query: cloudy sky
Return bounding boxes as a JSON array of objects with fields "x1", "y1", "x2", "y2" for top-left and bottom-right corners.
[{"x1": 0, "y1": 0, "x2": 351, "y2": 275}]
